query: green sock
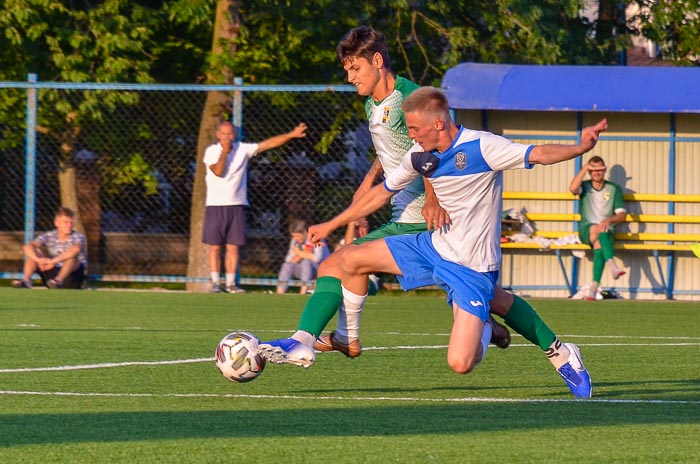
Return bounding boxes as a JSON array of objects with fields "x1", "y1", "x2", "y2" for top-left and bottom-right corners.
[
  {"x1": 598, "y1": 232, "x2": 615, "y2": 260},
  {"x1": 503, "y1": 295, "x2": 557, "y2": 351},
  {"x1": 296, "y1": 276, "x2": 342, "y2": 337},
  {"x1": 593, "y1": 248, "x2": 605, "y2": 282}
]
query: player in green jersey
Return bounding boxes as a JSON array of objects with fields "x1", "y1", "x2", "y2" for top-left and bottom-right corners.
[{"x1": 569, "y1": 156, "x2": 627, "y2": 300}]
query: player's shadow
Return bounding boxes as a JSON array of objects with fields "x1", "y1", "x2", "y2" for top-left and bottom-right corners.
[
  {"x1": 608, "y1": 164, "x2": 664, "y2": 299},
  {"x1": 1, "y1": 400, "x2": 697, "y2": 446}
]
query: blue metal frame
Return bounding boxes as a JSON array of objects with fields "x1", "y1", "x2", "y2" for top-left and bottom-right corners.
[
  {"x1": 666, "y1": 114, "x2": 677, "y2": 299},
  {"x1": 23, "y1": 74, "x2": 38, "y2": 246}
]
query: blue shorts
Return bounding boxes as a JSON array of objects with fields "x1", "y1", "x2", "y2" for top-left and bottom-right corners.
[
  {"x1": 384, "y1": 232, "x2": 497, "y2": 322},
  {"x1": 202, "y1": 205, "x2": 246, "y2": 246}
]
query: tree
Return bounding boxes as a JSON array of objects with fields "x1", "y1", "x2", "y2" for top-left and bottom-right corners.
[
  {"x1": 629, "y1": 0, "x2": 700, "y2": 65},
  {"x1": 186, "y1": 0, "x2": 240, "y2": 292},
  {"x1": 0, "y1": 0, "x2": 213, "y2": 269}
]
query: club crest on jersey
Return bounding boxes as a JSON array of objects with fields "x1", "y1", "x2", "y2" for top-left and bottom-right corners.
[
  {"x1": 454, "y1": 152, "x2": 467, "y2": 170},
  {"x1": 382, "y1": 107, "x2": 391, "y2": 123}
]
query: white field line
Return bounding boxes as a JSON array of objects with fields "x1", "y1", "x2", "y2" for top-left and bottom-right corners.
[
  {"x1": 1, "y1": 341, "x2": 699, "y2": 373},
  {"x1": 13, "y1": 325, "x2": 700, "y2": 341},
  {"x1": 0, "y1": 390, "x2": 697, "y2": 405}
]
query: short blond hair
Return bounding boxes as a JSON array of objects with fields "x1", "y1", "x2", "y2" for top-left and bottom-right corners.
[{"x1": 401, "y1": 87, "x2": 449, "y2": 119}]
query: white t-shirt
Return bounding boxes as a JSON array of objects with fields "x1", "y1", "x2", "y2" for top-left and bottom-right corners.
[
  {"x1": 385, "y1": 126, "x2": 534, "y2": 272},
  {"x1": 203, "y1": 141, "x2": 259, "y2": 206}
]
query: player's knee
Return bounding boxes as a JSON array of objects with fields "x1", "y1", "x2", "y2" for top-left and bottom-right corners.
[
  {"x1": 338, "y1": 247, "x2": 361, "y2": 275},
  {"x1": 447, "y1": 354, "x2": 478, "y2": 375}
]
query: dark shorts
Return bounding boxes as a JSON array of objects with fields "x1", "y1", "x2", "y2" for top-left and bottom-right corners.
[
  {"x1": 203, "y1": 205, "x2": 246, "y2": 246},
  {"x1": 39, "y1": 263, "x2": 86, "y2": 289}
]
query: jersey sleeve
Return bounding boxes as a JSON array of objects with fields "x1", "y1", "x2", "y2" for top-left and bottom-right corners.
[
  {"x1": 613, "y1": 183, "x2": 626, "y2": 213},
  {"x1": 479, "y1": 132, "x2": 534, "y2": 171},
  {"x1": 384, "y1": 146, "x2": 421, "y2": 192}
]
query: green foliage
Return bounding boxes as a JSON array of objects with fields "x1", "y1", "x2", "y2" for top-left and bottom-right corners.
[
  {"x1": 630, "y1": 0, "x2": 700, "y2": 65},
  {"x1": 220, "y1": 0, "x2": 622, "y2": 88},
  {"x1": 105, "y1": 152, "x2": 159, "y2": 196}
]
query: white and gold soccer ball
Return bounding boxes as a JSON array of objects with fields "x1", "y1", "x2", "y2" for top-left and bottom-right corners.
[{"x1": 215, "y1": 331, "x2": 266, "y2": 383}]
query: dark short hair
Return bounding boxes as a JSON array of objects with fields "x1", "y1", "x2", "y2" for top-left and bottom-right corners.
[
  {"x1": 55, "y1": 206, "x2": 75, "y2": 219},
  {"x1": 588, "y1": 155, "x2": 606, "y2": 165},
  {"x1": 337, "y1": 26, "x2": 391, "y2": 70}
]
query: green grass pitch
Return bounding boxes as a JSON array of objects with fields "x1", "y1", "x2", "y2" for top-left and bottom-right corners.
[{"x1": 0, "y1": 288, "x2": 698, "y2": 463}]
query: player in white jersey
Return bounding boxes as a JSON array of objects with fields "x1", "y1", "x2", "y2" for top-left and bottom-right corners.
[
  {"x1": 303, "y1": 87, "x2": 606, "y2": 395},
  {"x1": 260, "y1": 26, "x2": 510, "y2": 365},
  {"x1": 259, "y1": 27, "x2": 599, "y2": 397}
]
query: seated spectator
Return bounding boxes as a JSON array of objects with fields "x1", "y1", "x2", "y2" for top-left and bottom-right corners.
[
  {"x1": 276, "y1": 220, "x2": 329, "y2": 294},
  {"x1": 12, "y1": 206, "x2": 87, "y2": 289}
]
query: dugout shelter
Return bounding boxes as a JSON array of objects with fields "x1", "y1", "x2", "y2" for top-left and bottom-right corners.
[{"x1": 442, "y1": 63, "x2": 700, "y2": 301}]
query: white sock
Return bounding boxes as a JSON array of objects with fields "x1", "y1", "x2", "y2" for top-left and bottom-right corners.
[
  {"x1": 476, "y1": 320, "x2": 492, "y2": 366},
  {"x1": 335, "y1": 285, "x2": 367, "y2": 341},
  {"x1": 291, "y1": 330, "x2": 316, "y2": 347},
  {"x1": 225, "y1": 273, "x2": 236, "y2": 287},
  {"x1": 210, "y1": 272, "x2": 220, "y2": 284},
  {"x1": 545, "y1": 338, "x2": 571, "y2": 369}
]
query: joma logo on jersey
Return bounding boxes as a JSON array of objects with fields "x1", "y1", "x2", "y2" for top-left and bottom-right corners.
[
  {"x1": 469, "y1": 300, "x2": 483, "y2": 307},
  {"x1": 382, "y1": 107, "x2": 391, "y2": 123},
  {"x1": 421, "y1": 162, "x2": 433, "y2": 172},
  {"x1": 454, "y1": 152, "x2": 467, "y2": 170}
]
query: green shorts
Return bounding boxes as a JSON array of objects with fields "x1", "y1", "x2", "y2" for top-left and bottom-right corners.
[
  {"x1": 578, "y1": 223, "x2": 616, "y2": 246},
  {"x1": 353, "y1": 221, "x2": 427, "y2": 245}
]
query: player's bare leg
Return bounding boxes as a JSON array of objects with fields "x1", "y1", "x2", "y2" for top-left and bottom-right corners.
[
  {"x1": 224, "y1": 244, "x2": 244, "y2": 293},
  {"x1": 208, "y1": 244, "x2": 223, "y2": 292},
  {"x1": 448, "y1": 305, "x2": 491, "y2": 374}
]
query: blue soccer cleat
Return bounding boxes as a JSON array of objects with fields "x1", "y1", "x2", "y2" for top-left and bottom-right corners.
[
  {"x1": 258, "y1": 337, "x2": 315, "y2": 368},
  {"x1": 557, "y1": 343, "x2": 592, "y2": 398}
]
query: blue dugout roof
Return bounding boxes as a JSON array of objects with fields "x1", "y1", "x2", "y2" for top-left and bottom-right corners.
[{"x1": 442, "y1": 63, "x2": 700, "y2": 113}]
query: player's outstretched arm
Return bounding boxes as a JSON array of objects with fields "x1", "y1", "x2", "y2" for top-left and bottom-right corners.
[
  {"x1": 257, "y1": 123, "x2": 308, "y2": 153},
  {"x1": 309, "y1": 183, "x2": 393, "y2": 244},
  {"x1": 529, "y1": 118, "x2": 608, "y2": 166}
]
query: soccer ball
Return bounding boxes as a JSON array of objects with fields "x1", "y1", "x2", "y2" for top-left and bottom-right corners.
[{"x1": 215, "y1": 331, "x2": 266, "y2": 383}]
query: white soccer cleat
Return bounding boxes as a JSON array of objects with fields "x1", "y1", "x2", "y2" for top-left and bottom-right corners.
[{"x1": 258, "y1": 337, "x2": 315, "y2": 368}]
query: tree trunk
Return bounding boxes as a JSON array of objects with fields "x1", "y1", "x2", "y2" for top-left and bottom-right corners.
[
  {"x1": 186, "y1": 0, "x2": 240, "y2": 292},
  {"x1": 58, "y1": 157, "x2": 101, "y2": 275}
]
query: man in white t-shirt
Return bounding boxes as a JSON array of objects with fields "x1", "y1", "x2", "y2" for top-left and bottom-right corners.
[
  {"x1": 294, "y1": 88, "x2": 606, "y2": 397},
  {"x1": 203, "y1": 121, "x2": 307, "y2": 293}
]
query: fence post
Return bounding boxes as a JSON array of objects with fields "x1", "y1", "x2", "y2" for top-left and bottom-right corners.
[
  {"x1": 24, "y1": 73, "x2": 38, "y2": 245},
  {"x1": 232, "y1": 76, "x2": 243, "y2": 285},
  {"x1": 569, "y1": 112, "x2": 583, "y2": 295},
  {"x1": 233, "y1": 77, "x2": 243, "y2": 141}
]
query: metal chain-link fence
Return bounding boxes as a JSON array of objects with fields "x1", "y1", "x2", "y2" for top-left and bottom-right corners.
[{"x1": 0, "y1": 81, "x2": 393, "y2": 284}]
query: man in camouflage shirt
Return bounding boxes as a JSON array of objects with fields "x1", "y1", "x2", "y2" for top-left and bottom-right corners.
[{"x1": 13, "y1": 206, "x2": 87, "y2": 289}]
